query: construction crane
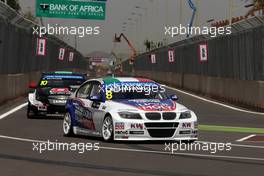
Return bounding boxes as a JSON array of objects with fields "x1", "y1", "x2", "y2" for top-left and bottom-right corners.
[
  {"x1": 113, "y1": 33, "x2": 137, "y2": 64},
  {"x1": 186, "y1": 0, "x2": 197, "y2": 38}
]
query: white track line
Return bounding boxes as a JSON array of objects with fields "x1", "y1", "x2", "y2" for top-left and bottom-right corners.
[
  {"x1": 0, "y1": 103, "x2": 27, "y2": 120},
  {"x1": 198, "y1": 140, "x2": 264, "y2": 149},
  {"x1": 236, "y1": 135, "x2": 256, "y2": 142},
  {"x1": 0, "y1": 135, "x2": 264, "y2": 162},
  {"x1": 100, "y1": 146, "x2": 264, "y2": 162},
  {"x1": 166, "y1": 86, "x2": 264, "y2": 115}
]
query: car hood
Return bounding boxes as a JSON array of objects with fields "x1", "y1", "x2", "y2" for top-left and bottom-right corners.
[{"x1": 110, "y1": 99, "x2": 187, "y2": 112}]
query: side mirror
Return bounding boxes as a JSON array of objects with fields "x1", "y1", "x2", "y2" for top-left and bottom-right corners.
[
  {"x1": 29, "y1": 82, "x2": 37, "y2": 89},
  {"x1": 90, "y1": 95, "x2": 101, "y2": 102},
  {"x1": 170, "y1": 95, "x2": 179, "y2": 101}
]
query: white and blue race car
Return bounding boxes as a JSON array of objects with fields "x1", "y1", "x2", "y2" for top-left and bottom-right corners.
[{"x1": 63, "y1": 77, "x2": 198, "y2": 141}]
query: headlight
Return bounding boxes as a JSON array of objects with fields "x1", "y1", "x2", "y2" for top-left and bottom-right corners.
[
  {"x1": 118, "y1": 112, "x2": 142, "y2": 119},
  {"x1": 179, "y1": 111, "x2": 192, "y2": 119}
]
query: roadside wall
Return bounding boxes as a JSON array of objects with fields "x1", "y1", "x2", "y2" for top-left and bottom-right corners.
[
  {"x1": 122, "y1": 16, "x2": 264, "y2": 111},
  {"x1": 0, "y1": 2, "x2": 89, "y2": 104}
]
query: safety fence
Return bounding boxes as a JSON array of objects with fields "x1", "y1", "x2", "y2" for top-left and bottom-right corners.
[
  {"x1": 122, "y1": 16, "x2": 264, "y2": 81},
  {"x1": 0, "y1": 1, "x2": 88, "y2": 74}
]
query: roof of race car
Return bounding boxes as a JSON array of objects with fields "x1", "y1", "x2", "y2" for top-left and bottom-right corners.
[{"x1": 88, "y1": 77, "x2": 156, "y2": 85}]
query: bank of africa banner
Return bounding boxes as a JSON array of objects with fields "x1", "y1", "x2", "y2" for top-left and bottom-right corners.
[{"x1": 36, "y1": 0, "x2": 106, "y2": 20}]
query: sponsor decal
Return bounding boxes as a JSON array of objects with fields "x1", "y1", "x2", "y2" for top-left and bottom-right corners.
[
  {"x1": 81, "y1": 109, "x2": 95, "y2": 130},
  {"x1": 50, "y1": 88, "x2": 70, "y2": 95},
  {"x1": 43, "y1": 75, "x2": 84, "y2": 80},
  {"x1": 182, "y1": 123, "x2": 192, "y2": 128},
  {"x1": 115, "y1": 122, "x2": 125, "y2": 130},
  {"x1": 52, "y1": 99, "x2": 67, "y2": 104},
  {"x1": 115, "y1": 131, "x2": 128, "y2": 135},
  {"x1": 130, "y1": 123, "x2": 144, "y2": 130},
  {"x1": 120, "y1": 99, "x2": 176, "y2": 111}
]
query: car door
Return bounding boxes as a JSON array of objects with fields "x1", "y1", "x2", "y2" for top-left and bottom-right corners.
[
  {"x1": 73, "y1": 81, "x2": 95, "y2": 131},
  {"x1": 87, "y1": 82, "x2": 107, "y2": 135}
]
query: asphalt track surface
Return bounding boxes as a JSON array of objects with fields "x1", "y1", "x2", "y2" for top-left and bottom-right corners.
[{"x1": 0, "y1": 87, "x2": 264, "y2": 176}]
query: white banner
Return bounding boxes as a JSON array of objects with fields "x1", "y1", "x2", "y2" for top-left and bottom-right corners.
[
  {"x1": 168, "y1": 49, "x2": 175, "y2": 63},
  {"x1": 199, "y1": 44, "x2": 208, "y2": 62},
  {"x1": 150, "y1": 54, "x2": 156, "y2": 64},
  {"x1": 58, "y1": 48, "x2": 65, "y2": 61},
  {"x1": 36, "y1": 38, "x2": 46, "y2": 56},
  {"x1": 69, "y1": 52, "x2": 74, "y2": 62}
]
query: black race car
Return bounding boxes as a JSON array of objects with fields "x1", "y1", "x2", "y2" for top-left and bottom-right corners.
[{"x1": 27, "y1": 71, "x2": 86, "y2": 118}]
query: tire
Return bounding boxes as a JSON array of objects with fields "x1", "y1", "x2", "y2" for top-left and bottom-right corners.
[
  {"x1": 63, "y1": 112, "x2": 74, "y2": 137},
  {"x1": 102, "y1": 116, "x2": 114, "y2": 142},
  {"x1": 27, "y1": 102, "x2": 35, "y2": 119}
]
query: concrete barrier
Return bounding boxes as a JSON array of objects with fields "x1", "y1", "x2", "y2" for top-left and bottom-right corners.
[
  {"x1": 0, "y1": 72, "x2": 41, "y2": 104},
  {"x1": 130, "y1": 70, "x2": 264, "y2": 111}
]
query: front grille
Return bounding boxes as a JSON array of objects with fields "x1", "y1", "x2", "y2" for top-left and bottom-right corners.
[
  {"x1": 144, "y1": 122, "x2": 178, "y2": 128},
  {"x1": 145, "y1": 113, "x2": 161, "y2": 120},
  {"x1": 145, "y1": 122, "x2": 178, "y2": 138},
  {"x1": 147, "y1": 129, "x2": 176, "y2": 138},
  {"x1": 162, "y1": 112, "x2": 176, "y2": 120}
]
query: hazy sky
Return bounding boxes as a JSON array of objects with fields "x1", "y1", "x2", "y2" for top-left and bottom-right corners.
[{"x1": 19, "y1": 0, "x2": 250, "y2": 55}]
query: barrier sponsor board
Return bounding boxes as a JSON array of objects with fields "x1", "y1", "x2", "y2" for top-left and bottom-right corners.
[
  {"x1": 36, "y1": 0, "x2": 106, "y2": 20},
  {"x1": 150, "y1": 54, "x2": 156, "y2": 64},
  {"x1": 58, "y1": 48, "x2": 65, "y2": 60},
  {"x1": 199, "y1": 44, "x2": 208, "y2": 62},
  {"x1": 36, "y1": 38, "x2": 46, "y2": 56},
  {"x1": 69, "y1": 52, "x2": 74, "y2": 62},
  {"x1": 168, "y1": 49, "x2": 175, "y2": 63}
]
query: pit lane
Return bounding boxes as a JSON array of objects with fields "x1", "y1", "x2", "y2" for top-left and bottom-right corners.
[{"x1": 0, "y1": 87, "x2": 263, "y2": 176}]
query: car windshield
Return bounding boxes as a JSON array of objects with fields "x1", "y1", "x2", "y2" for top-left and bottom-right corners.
[{"x1": 38, "y1": 75, "x2": 85, "y2": 88}]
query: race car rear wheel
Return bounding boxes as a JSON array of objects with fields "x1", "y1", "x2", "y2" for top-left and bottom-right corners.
[
  {"x1": 63, "y1": 112, "x2": 73, "y2": 136},
  {"x1": 27, "y1": 102, "x2": 36, "y2": 119},
  {"x1": 102, "y1": 116, "x2": 113, "y2": 142}
]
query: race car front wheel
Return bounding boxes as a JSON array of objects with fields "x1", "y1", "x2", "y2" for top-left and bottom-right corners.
[
  {"x1": 63, "y1": 112, "x2": 73, "y2": 136},
  {"x1": 102, "y1": 116, "x2": 113, "y2": 142}
]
